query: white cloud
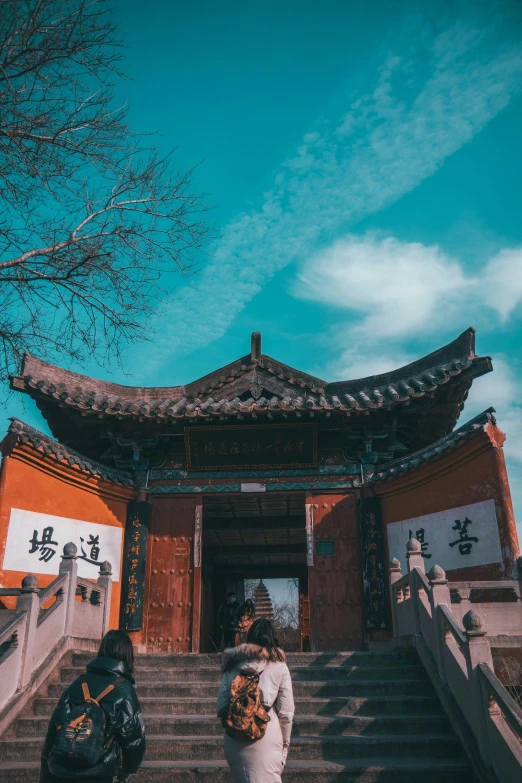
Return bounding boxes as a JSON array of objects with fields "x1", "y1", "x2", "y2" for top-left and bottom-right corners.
[
  {"x1": 294, "y1": 235, "x2": 466, "y2": 338},
  {"x1": 137, "y1": 11, "x2": 522, "y2": 376},
  {"x1": 294, "y1": 234, "x2": 522, "y2": 344},
  {"x1": 482, "y1": 248, "x2": 522, "y2": 321}
]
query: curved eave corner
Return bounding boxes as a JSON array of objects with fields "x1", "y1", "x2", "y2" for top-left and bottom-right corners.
[
  {"x1": 2, "y1": 418, "x2": 135, "y2": 488},
  {"x1": 372, "y1": 407, "x2": 498, "y2": 484}
]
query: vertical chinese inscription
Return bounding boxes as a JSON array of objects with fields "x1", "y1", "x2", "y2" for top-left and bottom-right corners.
[
  {"x1": 358, "y1": 497, "x2": 388, "y2": 629},
  {"x1": 120, "y1": 500, "x2": 149, "y2": 632},
  {"x1": 194, "y1": 504, "x2": 202, "y2": 568},
  {"x1": 305, "y1": 503, "x2": 314, "y2": 566}
]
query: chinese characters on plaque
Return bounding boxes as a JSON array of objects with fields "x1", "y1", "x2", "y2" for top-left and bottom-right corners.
[
  {"x1": 359, "y1": 498, "x2": 388, "y2": 629},
  {"x1": 3, "y1": 508, "x2": 123, "y2": 579},
  {"x1": 119, "y1": 501, "x2": 149, "y2": 632},
  {"x1": 185, "y1": 423, "x2": 317, "y2": 471},
  {"x1": 387, "y1": 499, "x2": 502, "y2": 571}
]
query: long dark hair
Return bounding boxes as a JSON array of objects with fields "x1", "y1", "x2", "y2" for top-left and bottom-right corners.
[
  {"x1": 241, "y1": 599, "x2": 255, "y2": 618},
  {"x1": 98, "y1": 629, "x2": 134, "y2": 674},
  {"x1": 246, "y1": 618, "x2": 285, "y2": 662}
]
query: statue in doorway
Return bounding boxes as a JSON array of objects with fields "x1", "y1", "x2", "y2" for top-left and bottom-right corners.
[{"x1": 218, "y1": 591, "x2": 242, "y2": 649}]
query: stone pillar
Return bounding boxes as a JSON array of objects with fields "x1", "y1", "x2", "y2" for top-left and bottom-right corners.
[
  {"x1": 389, "y1": 558, "x2": 402, "y2": 640},
  {"x1": 97, "y1": 560, "x2": 113, "y2": 638},
  {"x1": 59, "y1": 542, "x2": 79, "y2": 638},
  {"x1": 428, "y1": 564, "x2": 451, "y2": 685},
  {"x1": 16, "y1": 574, "x2": 40, "y2": 688},
  {"x1": 463, "y1": 610, "x2": 494, "y2": 766},
  {"x1": 406, "y1": 537, "x2": 425, "y2": 573}
]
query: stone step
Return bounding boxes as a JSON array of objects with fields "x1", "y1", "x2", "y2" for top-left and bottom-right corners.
[
  {"x1": 71, "y1": 651, "x2": 418, "y2": 669},
  {"x1": 16, "y1": 713, "x2": 450, "y2": 738},
  {"x1": 60, "y1": 664, "x2": 426, "y2": 683},
  {"x1": 33, "y1": 694, "x2": 444, "y2": 717},
  {"x1": 0, "y1": 734, "x2": 464, "y2": 762},
  {"x1": 48, "y1": 678, "x2": 435, "y2": 699},
  {"x1": 0, "y1": 757, "x2": 474, "y2": 783}
]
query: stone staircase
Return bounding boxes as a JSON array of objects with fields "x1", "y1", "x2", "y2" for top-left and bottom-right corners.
[{"x1": 0, "y1": 649, "x2": 475, "y2": 782}]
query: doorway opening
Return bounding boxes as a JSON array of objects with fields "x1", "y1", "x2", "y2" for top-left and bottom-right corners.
[
  {"x1": 200, "y1": 492, "x2": 309, "y2": 652},
  {"x1": 244, "y1": 578, "x2": 300, "y2": 650}
]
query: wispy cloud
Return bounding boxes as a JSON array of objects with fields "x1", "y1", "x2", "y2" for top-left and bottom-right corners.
[
  {"x1": 140, "y1": 11, "x2": 522, "y2": 376},
  {"x1": 294, "y1": 233, "x2": 522, "y2": 344}
]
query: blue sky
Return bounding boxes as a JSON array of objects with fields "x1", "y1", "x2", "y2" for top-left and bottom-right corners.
[{"x1": 4, "y1": 0, "x2": 522, "y2": 538}]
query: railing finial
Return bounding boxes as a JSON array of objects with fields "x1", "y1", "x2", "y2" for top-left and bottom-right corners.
[
  {"x1": 428, "y1": 564, "x2": 447, "y2": 584},
  {"x1": 21, "y1": 573, "x2": 39, "y2": 593},
  {"x1": 406, "y1": 536, "x2": 425, "y2": 573},
  {"x1": 62, "y1": 542, "x2": 77, "y2": 559},
  {"x1": 99, "y1": 560, "x2": 112, "y2": 577},
  {"x1": 463, "y1": 609, "x2": 486, "y2": 638},
  {"x1": 406, "y1": 537, "x2": 421, "y2": 554}
]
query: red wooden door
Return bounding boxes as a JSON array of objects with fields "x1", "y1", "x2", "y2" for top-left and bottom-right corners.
[
  {"x1": 308, "y1": 493, "x2": 364, "y2": 650},
  {"x1": 144, "y1": 497, "x2": 198, "y2": 653}
]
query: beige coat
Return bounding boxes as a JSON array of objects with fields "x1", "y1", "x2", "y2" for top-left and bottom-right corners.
[{"x1": 217, "y1": 643, "x2": 295, "y2": 783}]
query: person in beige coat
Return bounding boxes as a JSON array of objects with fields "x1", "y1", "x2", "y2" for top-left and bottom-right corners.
[{"x1": 217, "y1": 619, "x2": 295, "y2": 783}]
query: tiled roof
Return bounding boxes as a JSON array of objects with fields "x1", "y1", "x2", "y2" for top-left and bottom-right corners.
[
  {"x1": 372, "y1": 408, "x2": 496, "y2": 483},
  {"x1": 4, "y1": 419, "x2": 135, "y2": 486},
  {"x1": 10, "y1": 328, "x2": 491, "y2": 421}
]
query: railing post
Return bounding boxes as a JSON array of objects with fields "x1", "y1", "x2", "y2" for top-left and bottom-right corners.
[
  {"x1": 463, "y1": 609, "x2": 495, "y2": 768},
  {"x1": 428, "y1": 565, "x2": 451, "y2": 685},
  {"x1": 59, "y1": 542, "x2": 78, "y2": 638},
  {"x1": 97, "y1": 560, "x2": 113, "y2": 638},
  {"x1": 389, "y1": 558, "x2": 402, "y2": 640},
  {"x1": 407, "y1": 538, "x2": 424, "y2": 634},
  {"x1": 406, "y1": 537, "x2": 425, "y2": 573},
  {"x1": 16, "y1": 574, "x2": 40, "y2": 688}
]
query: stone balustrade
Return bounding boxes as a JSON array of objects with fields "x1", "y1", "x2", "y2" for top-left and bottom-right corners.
[
  {"x1": 390, "y1": 538, "x2": 522, "y2": 782},
  {"x1": 0, "y1": 543, "x2": 112, "y2": 730}
]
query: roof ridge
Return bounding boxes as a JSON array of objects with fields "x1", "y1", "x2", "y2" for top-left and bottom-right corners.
[
  {"x1": 9, "y1": 330, "x2": 491, "y2": 422},
  {"x1": 326, "y1": 328, "x2": 483, "y2": 394}
]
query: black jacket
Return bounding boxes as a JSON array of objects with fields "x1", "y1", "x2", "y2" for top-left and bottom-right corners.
[
  {"x1": 218, "y1": 600, "x2": 242, "y2": 632},
  {"x1": 40, "y1": 657, "x2": 146, "y2": 782}
]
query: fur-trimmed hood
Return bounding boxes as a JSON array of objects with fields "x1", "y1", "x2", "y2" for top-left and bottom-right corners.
[{"x1": 221, "y1": 643, "x2": 285, "y2": 673}]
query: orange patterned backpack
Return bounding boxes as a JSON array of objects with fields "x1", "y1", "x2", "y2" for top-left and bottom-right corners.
[{"x1": 221, "y1": 672, "x2": 270, "y2": 741}]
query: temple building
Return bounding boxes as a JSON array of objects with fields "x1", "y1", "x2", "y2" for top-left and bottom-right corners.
[{"x1": 0, "y1": 328, "x2": 519, "y2": 652}]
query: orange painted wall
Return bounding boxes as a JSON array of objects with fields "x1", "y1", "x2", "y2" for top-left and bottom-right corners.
[
  {"x1": 372, "y1": 423, "x2": 519, "y2": 581},
  {"x1": 0, "y1": 445, "x2": 134, "y2": 629}
]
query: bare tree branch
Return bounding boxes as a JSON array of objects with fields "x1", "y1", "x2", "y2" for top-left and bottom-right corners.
[{"x1": 0, "y1": 0, "x2": 211, "y2": 385}]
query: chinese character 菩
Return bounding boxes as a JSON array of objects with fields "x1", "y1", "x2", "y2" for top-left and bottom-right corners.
[{"x1": 449, "y1": 517, "x2": 478, "y2": 556}]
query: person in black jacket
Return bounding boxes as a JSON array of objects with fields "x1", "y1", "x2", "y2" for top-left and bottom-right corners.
[
  {"x1": 40, "y1": 630, "x2": 146, "y2": 783},
  {"x1": 217, "y1": 591, "x2": 242, "y2": 649}
]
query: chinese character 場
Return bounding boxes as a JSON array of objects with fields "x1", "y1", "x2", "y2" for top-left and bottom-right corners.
[{"x1": 28, "y1": 527, "x2": 58, "y2": 562}]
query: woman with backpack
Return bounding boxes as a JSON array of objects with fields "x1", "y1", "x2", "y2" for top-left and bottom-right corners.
[
  {"x1": 217, "y1": 618, "x2": 295, "y2": 783},
  {"x1": 40, "y1": 629, "x2": 146, "y2": 783}
]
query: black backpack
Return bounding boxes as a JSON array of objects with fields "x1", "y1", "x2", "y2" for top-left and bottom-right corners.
[{"x1": 49, "y1": 675, "x2": 124, "y2": 773}]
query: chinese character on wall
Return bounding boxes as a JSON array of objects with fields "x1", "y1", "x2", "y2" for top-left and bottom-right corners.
[
  {"x1": 28, "y1": 527, "x2": 58, "y2": 562},
  {"x1": 409, "y1": 527, "x2": 432, "y2": 559},
  {"x1": 448, "y1": 517, "x2": 478, "y2": 556}
]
